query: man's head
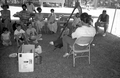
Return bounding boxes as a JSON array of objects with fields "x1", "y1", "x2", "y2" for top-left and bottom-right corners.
[
  {"x1": 27, "y1": 0, "x2": 32, "y2": 4},
  {"x1": 1, "y1": 4, "x2": 9, "y2": 10},
  {"x1": 102, "y1": 10, "x2": 107, "y2": 15},
  {"x1": 22, "y1": 4, "x2": 27, "y2": 10}
]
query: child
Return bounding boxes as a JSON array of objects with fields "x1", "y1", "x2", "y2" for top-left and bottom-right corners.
[
  {"x1": 14, "y1": 24, "x2": 28, "y2": 47},
  {"x1": 26, "y1": 22, "x2": 42, "y2": 44},
  {"x1": 1, "y1": 27, "x2": 12, "y2": 46}
]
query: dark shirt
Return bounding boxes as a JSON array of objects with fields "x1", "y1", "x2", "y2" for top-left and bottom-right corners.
[{"x1": 99, "y1": 14, "x2": 109, "y2": 23}]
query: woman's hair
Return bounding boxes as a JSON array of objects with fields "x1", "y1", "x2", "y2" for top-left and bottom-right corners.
[
  {"x1": 22, "y1": 4, "x2": 27, "y2": 8},
  {"x1": 37, "y1": 7, "x2": 42, "y2": 11},
  {"x1": 86, "y1": 15, "x2": 93, "y2": 25},
  {"x1": 1, "y1": 4, "x2": 9, "y2": 9},
  {"x1": 50, "y1": 9, "x2": 54, "y2": 12},
  {"x1": 80, "y1": 12, "x2": 89, "y2": 23},
  {"x1": 2, "y1": 27, "x2": 9, "y2": 32}
]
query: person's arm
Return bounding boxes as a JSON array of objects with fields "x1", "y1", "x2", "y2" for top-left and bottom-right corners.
[
  {"x1": 32, "y1": 4, "x2": 36, "y2": 13},
  {"x1": 13, "y1": 11, "x2": 21, "y2": 17},
  {"x1": 8, "y1": 10, "x2": 11, "y2": 20},
  {"x1": 1, "y1": 34, "x2": 3, "y2": 41},
  {"x1": 42, "y1": 14, "x2": 45, "y2": 21},
  {"x1": 23, "y1": 32, "x2": 29, "y2": 43},
  {"x1": 71, "y1": 28, "x2": 78, "y2": 39},
  {"x1": 106, "y1": 15, "x2": 109, "y2": 24},
  {"x1": 0, "y1": 11, "x2": 1, "y2": 18},
  {"x1": 97, "y1": 15, "x2": 101, "y2": 22},
  {"x1": 47, "y1": 14, "x2": 51, "y2": 21},
  {"x1": 25, "y1": 29, "x2": 31, "y2": 38},
  {"x1": 9, "y1": 32, "x2": 11, "y2": 40},
  {"x1": 34, "y1": 28, "x2": 38, "y2": 35},
  {"x1": 53, "y1": 14, "x2": 56, "y2": 23}
]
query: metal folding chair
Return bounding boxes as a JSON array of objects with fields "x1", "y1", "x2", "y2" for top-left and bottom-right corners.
[{"x1": 70, "y1": 36, "x2": 94, "y2": 67}]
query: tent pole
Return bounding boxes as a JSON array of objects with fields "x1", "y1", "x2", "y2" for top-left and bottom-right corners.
[{"x1": 110, "y1": 5, "x2": 117, "y2": 33}]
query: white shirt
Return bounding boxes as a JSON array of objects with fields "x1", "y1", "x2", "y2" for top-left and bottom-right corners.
[
  {"x1": 2, "y1": 32, "x2": 10, "y2": 40},
  {"x1": 14, "y1": 29, "x2": 25, "y2": 37},
  {"x1": 26, "y1": 3, "x2": 35, "y2": 13},
  {"x1": 72, "y1": 25, "x2": 96, "y2": 39}
]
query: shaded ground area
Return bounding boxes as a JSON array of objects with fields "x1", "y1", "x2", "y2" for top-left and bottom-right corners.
[{"x1": 0, "y1": 29, "x2": 120, "y2": 78}]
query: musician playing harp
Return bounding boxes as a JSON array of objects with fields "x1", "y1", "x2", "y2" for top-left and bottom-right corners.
[{"x1": 62, "y1": 13, "x2": 96, "y2": 57}]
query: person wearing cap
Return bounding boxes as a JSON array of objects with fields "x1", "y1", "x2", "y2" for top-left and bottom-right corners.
[
  {"x1": 0, "y1": 4, "x2": 11, "y2": 31},
  {"x1": 34, "y1": 7, "x2": 45, "y2": 34},
  {"x1": 95, "y1": 10, "x2": 109, "y2": 36}
]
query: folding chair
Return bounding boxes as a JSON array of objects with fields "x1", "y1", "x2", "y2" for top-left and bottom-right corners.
[{"x1": 70, "y1": 36, "x2": 94, "y2": 67}]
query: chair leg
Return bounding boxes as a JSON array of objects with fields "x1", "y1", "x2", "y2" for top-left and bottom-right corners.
[
  {"x1": 88, "y1": 50, "x2": 90, "y2": 64},
  {"x1": 73, "y1": 53, "x2": 75, "y2": 67}
]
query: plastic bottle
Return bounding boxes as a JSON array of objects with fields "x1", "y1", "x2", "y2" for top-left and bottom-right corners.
[{"x1": 37, "y1": 45, "x2": 42, "y2": 54}]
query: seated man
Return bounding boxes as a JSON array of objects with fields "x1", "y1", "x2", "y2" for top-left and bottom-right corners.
[
  {"x1": 62, "y1": 13, "x2": 96, "y2": 57},
  {"x1": 14, "y1": 24, "x2": 28, "y2": 47},
  {"x1": 95, "y1": 10, "x2": 109, "y2": 36},
  {"x1": 26, "y1": 22, "x2": 42, "y2": 44},
  {"x1": 13, "y1": 4, "x2": 32, "y2": 30}
]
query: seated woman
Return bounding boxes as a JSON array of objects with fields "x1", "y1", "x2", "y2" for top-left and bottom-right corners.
[
  {"x1": 47, "y1": 9, "x2": 58, "y2": 34},
  {"x1": 34, "y1": 7, "x2": 45, "y2": 34},
  {"x1": 14, "y1": 24, "x2": 28, "y2": 47},
  {"x1": 26, "y1": 22, "x2": 42, "y2": 44},
  {"x1": 1, "y1": 27, "x2": 12, "y2": 46},
  {"x1": 0, "y1": 4, "x2": 11, "y2": 31},
  {"x1": 13, "y1": 4, "x2": 32, "y2": 30},
  {"x1": 72, "y1": 13, "x2": 82, "y2": 28}
]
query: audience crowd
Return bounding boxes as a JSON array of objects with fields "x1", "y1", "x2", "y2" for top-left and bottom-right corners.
[{"x1": 0, "y1": 1, "x2": 109, "y2": 57}]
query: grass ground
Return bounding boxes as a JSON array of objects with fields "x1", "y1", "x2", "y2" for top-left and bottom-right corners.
[
  {"x1": 0, "y1": 6, "x2": 120, "y2": 78},
  {"x1": 0, "y1": 29, "x2": 120, "y2": 78}
]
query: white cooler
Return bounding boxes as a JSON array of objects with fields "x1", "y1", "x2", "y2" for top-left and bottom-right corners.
[{"x1": 18, "y1": 53, "x2": 34, "y2": 72}]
